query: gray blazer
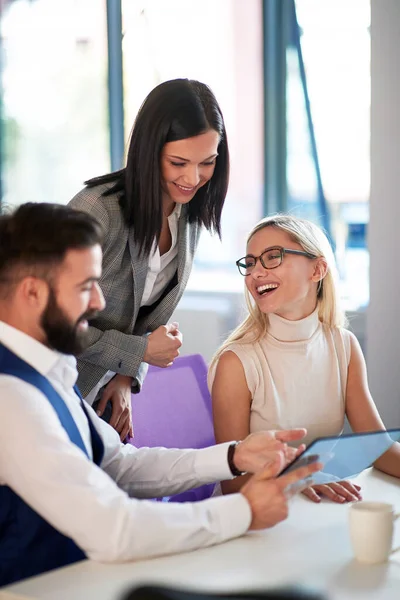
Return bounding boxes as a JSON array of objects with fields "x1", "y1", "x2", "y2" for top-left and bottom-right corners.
[{"x1": 69, "y1": 184, "x2": 201, "y2": 396}]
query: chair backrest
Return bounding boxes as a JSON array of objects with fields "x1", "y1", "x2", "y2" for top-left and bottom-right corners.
[
  {"x1": 131, "y1": 354, "x2": 215, "y2": 450},
  {"x1": 129, "y1": 354, "x2": 216, "y2": 502}
]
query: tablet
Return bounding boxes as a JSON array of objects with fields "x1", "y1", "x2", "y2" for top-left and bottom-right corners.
[{"x1": 280, "y1": 428, "x2": 400, "y2": 484}]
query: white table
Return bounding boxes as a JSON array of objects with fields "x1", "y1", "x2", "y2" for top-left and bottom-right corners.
[{"x1": 2, "y1": 469, "x2": 400, "y2": 600}]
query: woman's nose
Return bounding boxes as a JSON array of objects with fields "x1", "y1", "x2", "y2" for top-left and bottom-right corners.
[
  {"x1": 182, "y1": 166, "x2": 200, "y2": 187},
  {"x1": 251, "y1": 258, "x2": 268, "y2": 278}
]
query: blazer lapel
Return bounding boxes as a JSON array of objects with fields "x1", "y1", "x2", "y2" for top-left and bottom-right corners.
[
  {"x1": 177, "y1": 207, "x2": 189, "y2": 282},
  {"x1": 128, "y1": 233, "x2": 148, "y2": 325},
  {"x1": 139, "y1": 212, "x2": 194, "y2": 332}
]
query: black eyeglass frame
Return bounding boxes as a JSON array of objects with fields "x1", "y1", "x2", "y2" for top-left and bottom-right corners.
[{"x1": 235, "y1": 246, "x2": 317, "y2": 276}]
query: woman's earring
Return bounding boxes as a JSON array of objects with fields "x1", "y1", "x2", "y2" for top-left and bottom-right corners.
[{"x1": 317, "y1": 279, "x2": 323, "y2": 296}]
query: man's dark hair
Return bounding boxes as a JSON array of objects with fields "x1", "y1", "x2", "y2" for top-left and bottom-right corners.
[
  {"x1": 85, "y1": 78, "x2": 230, "y2": 255},
  {"x1": 0, "y1": 202, "x2": 103, "y2": 290}
]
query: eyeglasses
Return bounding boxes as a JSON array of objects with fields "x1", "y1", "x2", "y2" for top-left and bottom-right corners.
[{"x1": 236, "y1": 246, "x2": 316, "y2": 276}]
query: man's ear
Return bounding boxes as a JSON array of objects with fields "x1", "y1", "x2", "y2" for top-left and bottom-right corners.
[
  {"x1": 18, "y1": 277, "x2": 49, "y2": 311},
  {"x1": 312, "y1": 258, "x2": 328, "y2": 284}
]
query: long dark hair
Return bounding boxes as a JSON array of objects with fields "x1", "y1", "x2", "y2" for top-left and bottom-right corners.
[{"x1": 85, "y1": 79, "x2": 230, "y2": 255}]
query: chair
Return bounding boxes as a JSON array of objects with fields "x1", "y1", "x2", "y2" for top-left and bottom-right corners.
[{"x1": 128, "y1": 354, "x2": 216, "y2": 502}]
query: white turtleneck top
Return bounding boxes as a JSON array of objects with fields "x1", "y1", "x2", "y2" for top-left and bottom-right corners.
[{"x1": 209, "y1": 309, "x2": 351, "y2": 447}]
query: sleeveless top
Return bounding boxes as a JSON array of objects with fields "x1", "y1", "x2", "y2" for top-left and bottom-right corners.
[
  {"x1": 0, "y1": 343, "x2": 104, "y2": 586},
  {"x1": 209, "y1": 309, "x2": 351, "y2": 447}
]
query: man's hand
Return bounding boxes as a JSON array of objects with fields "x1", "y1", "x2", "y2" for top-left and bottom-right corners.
[
  {"x1": 241, "y1": 453, "x2": 322, "y2": 530},
  {"x1": 144, "y1": 322, "x2": 182, "y2": 368},
  {"x1": 95, "y1": 374, "x2": 133, "y2": 441},
  {"x1": 233, "y1": 429, "x2": 307, "y2": 475}
]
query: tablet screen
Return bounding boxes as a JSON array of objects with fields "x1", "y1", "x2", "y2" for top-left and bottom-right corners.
[{"x1": 280, "y1": 428, "x2": 400, "y2": 484}]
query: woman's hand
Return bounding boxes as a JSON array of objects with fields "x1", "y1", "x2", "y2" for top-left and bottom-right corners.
[
  {"x1": 144, "y1": 323, "x2": 182, "y2": 368},
  {"x1": 95, "y1": 374, "x2": 133, "y2": 441},
  {"x1": 302, "y1": 480, "x2": 362, "y2": 503}
]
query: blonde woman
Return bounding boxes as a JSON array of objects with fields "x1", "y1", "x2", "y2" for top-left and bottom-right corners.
[{"x1": 209, "y1": 215, "x2": 400, "y2": 501}]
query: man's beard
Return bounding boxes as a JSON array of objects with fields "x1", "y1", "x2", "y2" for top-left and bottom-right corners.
[{"x1": 41, "y1": 287, "x2": 98, "y2": 355}]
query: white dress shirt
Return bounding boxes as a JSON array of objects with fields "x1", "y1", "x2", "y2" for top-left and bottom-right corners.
[
  {"x1": 85, "y1": 204, "x2": 181, "y2": 405},
  {"x1": 141, "y1": 203, "x2": 181, "y2": 306},
  {"x1": 0, "y1": 322, "x2": 251, "y2": 563}
]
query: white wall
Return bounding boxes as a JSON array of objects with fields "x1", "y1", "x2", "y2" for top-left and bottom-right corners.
[
  {"x1": 367, "y1": 0, "x2": 400, "y2": 425},
  {"x1": 171, "y1": 292, "x2": 246, "y2": 363}
]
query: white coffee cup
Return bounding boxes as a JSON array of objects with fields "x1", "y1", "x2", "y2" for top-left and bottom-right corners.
[{"x1": 349, "y1": 501, "x2": 400, "y2": 564}]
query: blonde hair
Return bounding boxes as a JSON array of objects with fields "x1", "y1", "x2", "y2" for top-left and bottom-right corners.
[{"x1": 210, "y1": 214, "x2": 347, "y2": 369}]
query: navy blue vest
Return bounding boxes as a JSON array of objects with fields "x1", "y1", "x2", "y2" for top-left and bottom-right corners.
[{"x1": 0, "y1": 343, "x2": 105, "y2": 586}]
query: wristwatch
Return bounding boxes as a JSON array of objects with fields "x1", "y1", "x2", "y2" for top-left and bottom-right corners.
[{"x1": 227, "y1": 441, "x2": 245, "y2": 477}]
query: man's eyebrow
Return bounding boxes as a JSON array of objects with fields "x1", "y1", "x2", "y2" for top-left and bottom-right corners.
[{"x1": 167, "y1": 153, "x2": 218, "y2": 161}]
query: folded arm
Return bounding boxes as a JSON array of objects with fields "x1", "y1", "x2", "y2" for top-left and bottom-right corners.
[{"x1": 79, "y1": 324, "x2": 148, "y2": 379}]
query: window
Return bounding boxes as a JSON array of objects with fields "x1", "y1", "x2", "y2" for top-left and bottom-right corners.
[
  {"x1": 1, "y1": 1, "x2": 369, "y2": 308},
  {"x1": 122, "y1": 0, "x2": 264, "y2": 292},
  {"x1": 1, "y1": 0, "x2": 109, "y2": 208},
  {"x1": 288, "y1": 0, "x2": 370, "y2": 309}
]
